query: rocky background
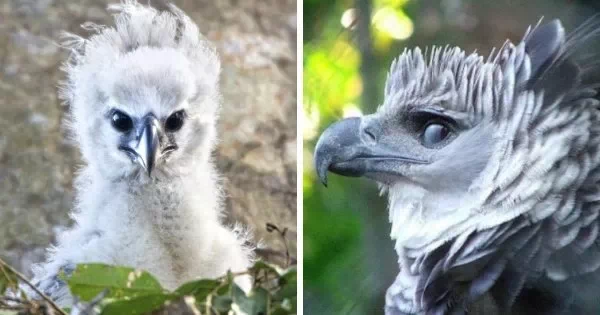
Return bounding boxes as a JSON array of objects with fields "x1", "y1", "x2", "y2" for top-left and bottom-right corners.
[{"x1": 0, "y1": 0, "x2": 297, "y2": 276}]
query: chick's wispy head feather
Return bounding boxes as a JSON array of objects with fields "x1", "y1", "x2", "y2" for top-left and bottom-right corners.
[
  {"x1": 315, "y1": 18, "x2": 600, "y2": 314},
  {"x1": 60, "y1": 0, "x2": 221, "y2": 180}
]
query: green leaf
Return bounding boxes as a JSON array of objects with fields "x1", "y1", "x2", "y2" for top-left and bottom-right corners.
[
  {"x1": 210, "y1": 295, "x2": 233, "y2": 313},
  {"x1": 67, "y1": 264, "x2": 165, "y2": 301},
  {"x1": 100, "y1": 293, "x2": 178, "y2": 315},
  {"x1": 0, "y1": 310, "x2": 19, "y2": 315},
  {"x1": 174, "y1": 279, "x2": 220, "y2": 300},
  {"x1": 275, "y1": 268, "x2": 297, "y2": 300},
  {"x1": 249, "y1": 261, "x2": 280, "y2": 275},
  {"x1": 250, "y1": 261, "x2": 288, "y2": 292},
  {"x1": 231, "y1": 285, "x2": 268, "y2": 315},
  {"x1": 0, "y1": 261, "x2": 20, "y2": 295}
]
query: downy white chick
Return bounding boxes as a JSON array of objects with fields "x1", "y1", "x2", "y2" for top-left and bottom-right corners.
[{"x1": 30, "y1": 0, "x2": 253, "y2": 306}]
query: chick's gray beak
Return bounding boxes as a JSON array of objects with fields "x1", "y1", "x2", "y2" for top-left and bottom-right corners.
[
  {"x1": 119, "y1": 116, "x2": 163, "y2": 176},
  {"x1": 314, "y1": 117, "x2": 427, "y2": 186},
  {"x1": 134, "y1": 117, "x2": 161, "y2": 176}
]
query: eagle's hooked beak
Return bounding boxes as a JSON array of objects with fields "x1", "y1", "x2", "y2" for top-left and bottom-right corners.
[
  {"x1": 119, "y1": 115, "x2": 176, "y2": 177},
  {"x1": 314, "y1": 117, "x2": 428, "y2": 186}
]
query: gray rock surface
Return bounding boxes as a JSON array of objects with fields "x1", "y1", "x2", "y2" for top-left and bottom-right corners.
[{"x1": 0, "y1": 0, "x2": 297, "y2": 275}]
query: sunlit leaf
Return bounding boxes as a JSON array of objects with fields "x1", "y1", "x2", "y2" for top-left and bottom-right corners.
[
  {"x1": 67, "y1": 264, "x2": 165, "y2": 301},
  {"x1": 249, "y1": 261, "x2": 281, "y2": 276},
  {"x1": 374, "y1": 0, "x2": 410, "y2": 8},
  {"x1": 304, "y1": 39, "x2": 362, "y2": 121},
  {"x1": 100, "y1": 293, "x2": 178, "y2": 315},
  {"x1": 372, "y1": 7, "x2": 414, "y2": 41},
  {"x1": 174, "y1": 279, "x2": 220, "y2": 301},
  {"x1": 373, "y1": 28, "x2": 395, "y2": 53}
]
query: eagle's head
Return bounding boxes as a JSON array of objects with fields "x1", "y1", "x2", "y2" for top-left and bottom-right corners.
[
  {"x1": 61, "y1": 1, "x2": 220, "y2": 182},
  {"x1": 315, "y1": 19, "x2": 600, "y2": 312}
]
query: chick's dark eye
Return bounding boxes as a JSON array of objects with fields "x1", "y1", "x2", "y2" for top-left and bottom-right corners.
[
  {"x1": 111, "y1": 111, "x2": 133, "y2": 132},
  {"x1": 422, "y1": 123, "x2": 450, "y2": 147},
  {"x1": 165, "y1": 110, "x2": 185, "y2": 132}
]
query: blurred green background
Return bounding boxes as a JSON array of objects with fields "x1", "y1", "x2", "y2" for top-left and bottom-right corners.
[{"x1": 303, "y1": 0, "x2": 600, "y2": 313}]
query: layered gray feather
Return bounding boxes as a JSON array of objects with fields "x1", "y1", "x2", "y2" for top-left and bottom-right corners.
[
  {"x1": 382, "y1": 19, "x2": 600, "y2": 314},
  {"x1": 314, "y1": 18, "x2": 600, "y2": 315}
]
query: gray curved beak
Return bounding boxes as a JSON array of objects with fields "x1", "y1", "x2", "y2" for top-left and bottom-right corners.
[
  {"x1": 119, "y1": 116, "x2": 162, "y2": 176},
  {"x1": 314, "y1": 117, "x2": 428, "y2": 186},
  {"x1": 134, "y1": 118, "x2": 161, "y2": 176}
]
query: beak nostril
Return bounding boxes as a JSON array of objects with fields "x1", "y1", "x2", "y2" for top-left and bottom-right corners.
[
  {"x1": 364, "y1": 126, "x2": 377, "y2": 142},
  {"x1": 162, "y1": 145, "x2": 178, "y2": 155},
  {"x1": 118, "y1": 145, "x2": 137, "y2": 159}
]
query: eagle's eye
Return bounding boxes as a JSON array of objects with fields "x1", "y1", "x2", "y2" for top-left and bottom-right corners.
[
  {"x1": 111, "y1": 110, "x2": 133, "y2": 133},
  {"x1": 165, "y1": 110, "x2": 186, "y2": 132},
  {"x1": 422, "y1": 123, "x2": 450, "y2": 147}
]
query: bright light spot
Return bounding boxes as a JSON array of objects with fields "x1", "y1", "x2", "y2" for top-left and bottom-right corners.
[
  {"x1": 375, "y1": 0, "x2": 410, "y2": 7},
  {"x1": 303, "y1": 103, "x2": 321, "y2": 140},
  {"x1": 341, "y1": 8, "x2": 357, "y2": 29},
  {"x1": 343, "y1": 104, "x2": 363, "y2": 118},
  {"x1": 372, "y1": 7, "x2": 414, "y2": 40}
]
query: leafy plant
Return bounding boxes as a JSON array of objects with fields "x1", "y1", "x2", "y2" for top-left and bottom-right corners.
[
  {"x1": 0, "y1": 224, "x2": 296, "y2": 315},
  {"x1": 0, "y1": 258, "x2": 296, "y2": 315}
]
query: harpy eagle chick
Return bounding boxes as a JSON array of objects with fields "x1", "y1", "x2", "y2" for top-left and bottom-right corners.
[
  {"x1": 30, "y1": 0, "x2": 253, "y2": 306},
  {"x1": 315, "y1": 19, "x2": 600, "y2": 314}
]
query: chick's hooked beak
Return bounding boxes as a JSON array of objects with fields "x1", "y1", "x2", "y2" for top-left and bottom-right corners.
[{"x1": 120, "y1": 115, "x2": 176, "y2": 176}]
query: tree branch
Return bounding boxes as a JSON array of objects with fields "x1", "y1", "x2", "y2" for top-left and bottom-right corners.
[{"x1": 0, "y1": 257, "x2": 67, "y2": 315}]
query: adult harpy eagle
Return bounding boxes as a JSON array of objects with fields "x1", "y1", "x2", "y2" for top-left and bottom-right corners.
[
  {"x1": 29, "y1": 0, "x2": 253, "y2": 306},
  {"x1": 315, "y1": 19, "x2": 600, "y2": 314}
]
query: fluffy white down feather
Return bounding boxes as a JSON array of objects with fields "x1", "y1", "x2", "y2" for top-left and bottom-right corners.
[{"x1": 29, "y1": 1, "x2": 253, "y2": 306}]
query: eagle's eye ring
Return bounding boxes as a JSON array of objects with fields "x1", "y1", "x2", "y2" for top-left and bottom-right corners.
[
  {"x1": 111, "y1": 110, "x2": 134, "y2": 133},
  {"x1": 422, "y1": 122, "x2": 450, "y2": 147},
  {"x1": 165, "y1": 110, "x2": 186, "y2": 132}
]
